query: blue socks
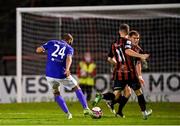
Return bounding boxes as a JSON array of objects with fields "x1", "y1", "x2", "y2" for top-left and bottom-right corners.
[
  {"x1": 55, "y1": 88, "x2": 88, "y2": 114},
  {"x1": 55, "y1": 95, "x2": 69, "y2": 113},
  {"x1": 75, "y1": 89, "x2": 88, "y2": 109}
]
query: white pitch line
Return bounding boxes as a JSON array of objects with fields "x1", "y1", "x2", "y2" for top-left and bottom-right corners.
[
  {"x1": 0, "y1": 113, "x2": 62, "y2": 115},
  {"x1": 0, "y1": 113, "x2": 85, "y2": 116}
]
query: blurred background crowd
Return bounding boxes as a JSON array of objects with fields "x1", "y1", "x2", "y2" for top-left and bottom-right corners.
[{"x1": 0, "y1": 0, "x2": 179, "y2": 75}]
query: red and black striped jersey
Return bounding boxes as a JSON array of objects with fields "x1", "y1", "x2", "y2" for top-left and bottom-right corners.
[{"x1": 108, "y1": 37, "x2": 138, "y2": 81}]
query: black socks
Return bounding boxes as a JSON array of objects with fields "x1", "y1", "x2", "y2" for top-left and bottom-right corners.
[
  {"x1": 102, "y1": 92, "x2": 115, "y2": 101},
  {"x1": 137, "y1": 94, "x2": 146, "y2": 111},
  {"x1": 117, "y1": 96, "x2": 129, "y2": 114}
]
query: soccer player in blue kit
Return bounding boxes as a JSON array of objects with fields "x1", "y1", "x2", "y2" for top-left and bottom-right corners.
[{"x1": 36, "y1": 33, "x2": 92, "y2": 119}]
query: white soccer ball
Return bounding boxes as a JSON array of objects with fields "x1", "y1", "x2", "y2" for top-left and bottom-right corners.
[{"x1": 92, "y1": 107, "x2": 103, "y2": 119}]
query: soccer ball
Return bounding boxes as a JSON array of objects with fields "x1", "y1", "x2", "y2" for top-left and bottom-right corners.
[{"x1": 91, "y1": 107, "x2": 103, "y2": 119}]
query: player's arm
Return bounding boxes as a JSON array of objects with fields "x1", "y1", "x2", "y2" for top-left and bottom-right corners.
[
  {"x1": 65, "y1": 55, "x2": 72, "y2": 77},
  {"x1": 107, "y1": 57, "x2": 117, "y2": 66},
  {"x1": 125, "y1": 49, "x2": 149, "y2": 60},
  {"x1": 36, "y1": 41, "x2": 51, "y2": 53},
  {"x1": 36, "y1": 47, "x2": 44, "y2": 53},
  {"x1": 136, "y1": 45, "x2": 149, "y2": 69},
  {"x1": 125, "y1": 40, "x2": 149, "y2": 60},
  {"x1": 136, "y1": 61, "x2": 142, "y2": 76},
  {"x1": 107, "y1": 43, "x2": 117, "y2": 66},
  {"x1": 136, "y1": 61, "x2": 145, "y2": 86},
  {"x1": 65, "y1": 46, "x2": 74, "y2": 77}
]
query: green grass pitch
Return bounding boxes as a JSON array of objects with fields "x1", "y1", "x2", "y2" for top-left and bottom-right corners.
[{"x1": 0, "y1": 101, "x2": 180, "y2": 125}]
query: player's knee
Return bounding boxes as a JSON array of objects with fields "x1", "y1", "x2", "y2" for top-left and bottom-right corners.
[
  {"x1": 72, "y1": 85, "x2": 80, "y2": 91},
  {"x1": 52, "y1": 84, "x2": 60, "y2": 96},
  {"x1": 113, "y1": 91, "x2": 121, "y2": 100},
  {"x1": 124, "y1": 86, "x2": 131, "y2": 98},
  {"x1": 134, "y1": 88, "x2": 143, "y2": 96},
  {"x1": 53, "y1": 91, "x2": 60, "y2": 96},
  {"x1": 124, "y1": 92, "x2": 131, "y2": 98}
]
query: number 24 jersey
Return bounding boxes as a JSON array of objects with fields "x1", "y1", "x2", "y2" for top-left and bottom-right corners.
[{"x1": 42, "y1": 40, "x2": 74, "y2": 79}]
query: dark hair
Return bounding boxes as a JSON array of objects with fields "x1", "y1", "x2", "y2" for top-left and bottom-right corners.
[
  {"x1": 129, "y1": 30, "x2": 139, "y2": 37},
  {"x1": 63, "y1": 33, "x2": 73, "y2": 42},
  {"x1": 119, "y1": 24, "x2": 130, "y2": 34}
]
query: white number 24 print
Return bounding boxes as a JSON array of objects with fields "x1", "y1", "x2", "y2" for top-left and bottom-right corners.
[{"x1": 51, "y1": 44, "x2": 66, "y2": 59}]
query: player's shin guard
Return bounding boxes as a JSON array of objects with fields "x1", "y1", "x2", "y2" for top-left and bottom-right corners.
[
  {"x1": 137, "y1": 94, "x2": 146, "y2": 111},
  {"x1": 55, "y1": 96, "x2": 69, "y2": 113},
  {"x1": 75, "y1": 89, "x2": 88, "y2": 109},
  {"x1": 117, "y1": 96, "x2": 129, "y2": 114}
]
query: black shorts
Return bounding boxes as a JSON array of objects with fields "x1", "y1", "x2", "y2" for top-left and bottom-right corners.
[{"x1": 113, "y1": 79, "x2": 141, "y2": 91}]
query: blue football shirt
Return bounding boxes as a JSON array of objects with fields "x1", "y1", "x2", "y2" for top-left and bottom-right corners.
[{"x1": 42, "y1": 40, "x2": 74, "y2": 79}]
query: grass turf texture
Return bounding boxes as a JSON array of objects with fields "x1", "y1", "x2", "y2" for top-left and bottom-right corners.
[{"x1": 0, "y1": 102, "x2": 179, "y2": 125}]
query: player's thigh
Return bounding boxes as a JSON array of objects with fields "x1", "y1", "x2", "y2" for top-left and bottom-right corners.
[
  {"x1": 124, "y1": 85, "x2": 131, "y2": 97},
  {"x1": 60, "y1": 75, "x2": 78, "y2": 90},
  {"x1": 46, "y1": 77, "x2": 60, "y2": 93},
  {"x1": 128, "y1": 79, "x2": 141, "y2": 93},
  {"x1": 113, "y1": 80, "x2": 126, "y2": 100}
]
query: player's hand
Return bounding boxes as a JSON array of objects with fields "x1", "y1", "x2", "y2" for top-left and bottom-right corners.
[
  {"x1": 108, "y1": 57, "x2": 117, "y2": 67},
  {"x1": 138, "y1": 76, "x2": 145, "y2": 86},
  {"x1": 36, "y1": 47, "x2": 44, "y2": 53},
  {"x1": 142, "y1": 60, "x2": 148, "y2": 69},
  {"x1": 64, "y1": 70, "x2": 71, "y2": 77},
  {"x1": 141, "y1": 54, "x2": 150, "y2": 60}
]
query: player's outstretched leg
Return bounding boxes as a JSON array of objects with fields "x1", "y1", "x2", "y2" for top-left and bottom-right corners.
[
  {"x1": 137, "y1": 93, "x2": 152, "y2": 120},
  {"x1": 106, "y1": 101, "x2": 116, "y2": 114},
  {"x1": 116, "y1": 95, "x2": 129, "y2": 118},
  {"x1": 54, "y1": 92, "x2": 72, "y2": 119},
  {"x1": 92, "y1": 92, "x2": 115, "y2": 106},
  {"x1": 116, "y1": 85, "x2": 131, "y2": 118},
  {"x1": 92, "y1": 93, "x2": 103, "y2": 106},
  {"x1": 74, "y1": 86, "x2": 93, "y2": 116},
  {"x1": 142, "y1": 109, "x2": 152, "y2": 120}
]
